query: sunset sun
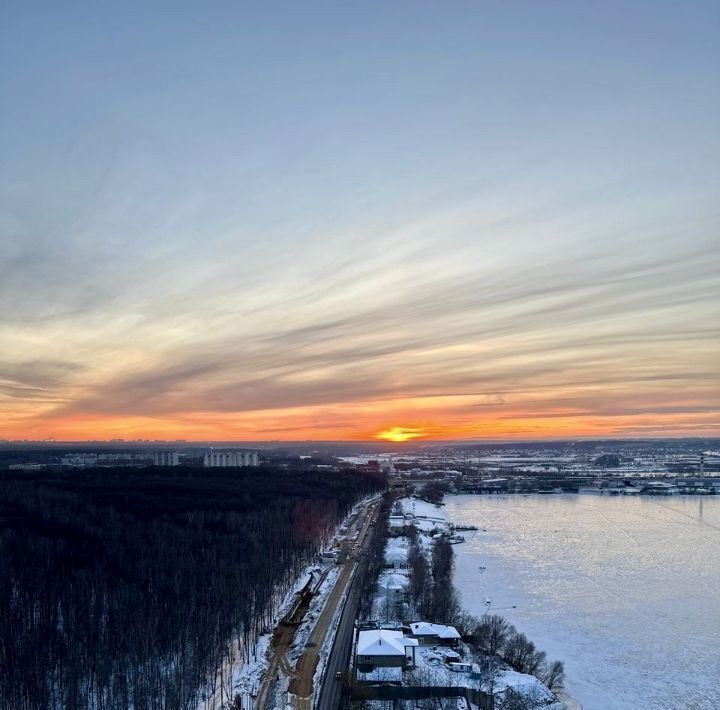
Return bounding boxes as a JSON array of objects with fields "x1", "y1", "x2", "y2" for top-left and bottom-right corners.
[{"x1": 375, "y1": 427, "x2": 426, "y2": 442}]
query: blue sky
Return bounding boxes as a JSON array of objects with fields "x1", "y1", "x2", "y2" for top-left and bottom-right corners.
[{"x1": 1, "y1": 1, "x2": 718, "y2": 440}]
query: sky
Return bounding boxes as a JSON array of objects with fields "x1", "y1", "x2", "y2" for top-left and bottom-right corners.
[{"x1": 1, "y1": 1, "x2": 719, "y2": 442}]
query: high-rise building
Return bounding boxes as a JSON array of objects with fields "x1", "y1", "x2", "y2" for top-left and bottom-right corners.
[
  {"x1": 153, "y1": 451, "x2": 182, "y2": 466},
  {"x1": 202, "y1": 449, "x2": 259, "y2": 467}
]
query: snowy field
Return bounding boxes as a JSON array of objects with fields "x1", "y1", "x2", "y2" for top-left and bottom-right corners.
[{"x1": 444, "y1": 494, "x2": 720, "y2": 710}]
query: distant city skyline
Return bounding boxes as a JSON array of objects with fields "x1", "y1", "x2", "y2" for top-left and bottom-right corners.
[{"x1": 1, "y1": 1, "x2": 718, "y2": 442}]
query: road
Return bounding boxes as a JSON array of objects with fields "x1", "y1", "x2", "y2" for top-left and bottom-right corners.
[
  {"x1": 254, "y1": 497, "x2": 380, "y2": 710},
  {"x1": 289, "y1": 497, "x2": 380, "y2": 710},
  {"x1": 314, "y1": 501, "x2": 380, "y2": 710}
]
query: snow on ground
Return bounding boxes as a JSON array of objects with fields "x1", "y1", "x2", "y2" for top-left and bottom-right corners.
[
  {"x1": 223, "y1": 633, "x2": 271, "y2": 699},
  {"x1": 398, "y1": 497, "x2": 448, "y2": 522},
  {"x1": 378, "y1": 570, "x2": 410, "y2": 592},
  {"x1": 357, "y1": 666, "x2": 403, "y2": 682},
  {"x1": 198, "y1": 496, "x2": 387, "y2": 709},
  {"x1": 495, "y1": 668, "x2": 556, "y2": 702},
  {"x1": 384, "y1": 536, "x2": 410, "y2": 564},
  {"x1": 362, "y1": 702, "x2": 466, "y2": 710},
  {"x1": 362, "y1": 497, "x2": 558, "y2": 710},
  {"x1": 263, "y1": 563, "x2": 343, "y2": 710},
  {"x1": 445, "y1": 494, "x2": 720, "y2": 710},
  {"x1": 198, "y1": 496, "x2": 376, "y2": 708},
  {"x1": 196, "y1": 562, "x2": 323, "y2": 710},
  {"x1": 385, "y1": 537, "x2": 410, "y2": 562},
  {"x1": 390, "y1": 497, "x2": 451, "y2": 534},
  {"x1": 408, "y1": 646, "x2": 555, "y2": 704},
  {"x1": 287, "y1": 565, "x2": 340, "y2": 664}
]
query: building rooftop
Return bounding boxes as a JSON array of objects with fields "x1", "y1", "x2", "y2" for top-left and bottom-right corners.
[
  {"x1": 409, "y1": 622, "x2": 461, "y2": 639},
  {"x1": 357, "y1": 629, "x2": 418, "y2": 656}
]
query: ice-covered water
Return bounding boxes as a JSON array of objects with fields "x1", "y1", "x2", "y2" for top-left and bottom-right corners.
[{"x1": 444, "y1": 494, "x2": 720, "y2": 710}]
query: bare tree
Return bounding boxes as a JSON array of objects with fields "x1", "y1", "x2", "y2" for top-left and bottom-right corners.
[
  {"x1": 471, "y1": 615, "x2": 512, "y2": 655},
  {"x1": 408, "y1": 543, "x2": 430, "y2": 616},
  {"x1": 430, "y1": 538, "x2": 459, "y2": 623},
  {"x1": 504, "y1": 632, "x2": 546, "y2": 675},
  {"x1": 0, "y1": 466, "x2": 386, "y2": 710},
  {"x1": 475, "y1": 654, "x2": 502, "y2": 696},
  {"x1": 495, "y1": 688, "x2": 535, "y2": 710},
  {"x1": 540, "y1": 659, "x2": 565, "y2": 692}
]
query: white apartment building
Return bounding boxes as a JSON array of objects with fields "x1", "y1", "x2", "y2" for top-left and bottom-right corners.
[
  {"x1": 202, "y1": 450, "x2": 259, "y2": 467},
  {"x1": 153, "y1": 451, "x2": 182, "y2": 466}
]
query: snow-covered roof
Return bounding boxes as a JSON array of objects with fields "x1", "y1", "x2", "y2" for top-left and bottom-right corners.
[
  {"x1": 385, "y1": 551, "x2": 406, "y2": 564},
  {"x1": 357, "y1": 629, "x2": 418, "y2": 656},
  {"x1": 385, "y1": 539, "x2": 409, "y2": 564},
  {"x1": 409, "y1": 622, "x2": 461, "y2": 639},
  {"x1": 384, "y1": 540, "x2": 408, "y2": 563}
]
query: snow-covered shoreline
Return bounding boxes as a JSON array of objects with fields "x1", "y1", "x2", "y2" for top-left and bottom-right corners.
[
  {"x1": 368, "y1": 496, "x2": 561, "y2": 709},
  {"x1": 445, "y1": 494, "x2": 720, "y2": 710}
]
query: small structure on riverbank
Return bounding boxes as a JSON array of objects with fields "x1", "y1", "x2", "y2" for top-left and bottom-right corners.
[{"x1": 409, "y1": 622, "x2": 461, "y2": 647}]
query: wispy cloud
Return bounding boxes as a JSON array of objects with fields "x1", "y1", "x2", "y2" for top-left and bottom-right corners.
[{"x1": 1, "y1": 1, "x2": 718, "y2": 439}]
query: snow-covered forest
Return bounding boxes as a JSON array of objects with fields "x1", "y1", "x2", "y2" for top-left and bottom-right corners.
[{"x1": 0, "y1": 465, "x2": 385, "y2": 710}]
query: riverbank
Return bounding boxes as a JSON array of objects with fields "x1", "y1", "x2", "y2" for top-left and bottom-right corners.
[
  {"x1": 366, "y1": 496, "x2": 564, "y2": 709},
  {"x1": 444, "y1": 494, "x2": 720, "y2": 710}
]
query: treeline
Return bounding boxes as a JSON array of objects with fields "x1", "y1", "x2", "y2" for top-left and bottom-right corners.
[
  {"x1": 403, "y1": 517, "x2": 564, "y2": 695},
  {"x1": 465, "y1": 615, "x2": 565, "y2": 693},
  {"x1": 406, "y1": 528, "x2": 460, "y2": 624},
  {"x1": 417, "y1": 482, "x2": 451, "y2": 505},
  {"x1": 357, "y1": 494, "x2": 391, "y2": 620},
  {"x1": 0, "y1": 466, "x2": 385, "y2": 710}
]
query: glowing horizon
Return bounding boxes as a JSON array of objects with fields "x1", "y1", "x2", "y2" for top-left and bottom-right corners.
[{"x1": 1, "y1": 2, "x2": 718, "y2": 442}]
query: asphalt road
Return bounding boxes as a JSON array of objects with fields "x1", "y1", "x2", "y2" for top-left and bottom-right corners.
[{"x1": 315, "y1": 503, "x2": 378, "y2": 710}]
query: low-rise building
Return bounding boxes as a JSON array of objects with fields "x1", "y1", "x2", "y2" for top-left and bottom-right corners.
[
  {"x1": 408, "y1": 621, "x2": 462, "y2": 647},
  {"x1": 8, "y1": 463, "x2": 45, "y2": 471},
  {"x1": 355, "y1": 629, "x2": 418, "y2": 670},
  {"x1": 384, "y1": 538, "x2": 409, "y2": 568},
  {"x1": 675, "y1": 477, "x2": 720, "y2": 494},
  {"x1": 641, "y1": 481, "x2": 679, "y2": 495}
]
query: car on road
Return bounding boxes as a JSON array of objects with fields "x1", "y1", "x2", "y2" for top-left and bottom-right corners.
[{"x1": 334, "y1": 671, "x2": 342, "y2": 680}]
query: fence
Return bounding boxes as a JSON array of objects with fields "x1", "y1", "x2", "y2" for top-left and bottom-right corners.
[{"x1": 349, "y1": 683, "x2": 494, "y2": 709}]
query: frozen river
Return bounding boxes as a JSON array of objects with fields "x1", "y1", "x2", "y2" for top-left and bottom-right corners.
[{"x1": 444, "y1": 494, "x2": 720, "y2": 710}]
